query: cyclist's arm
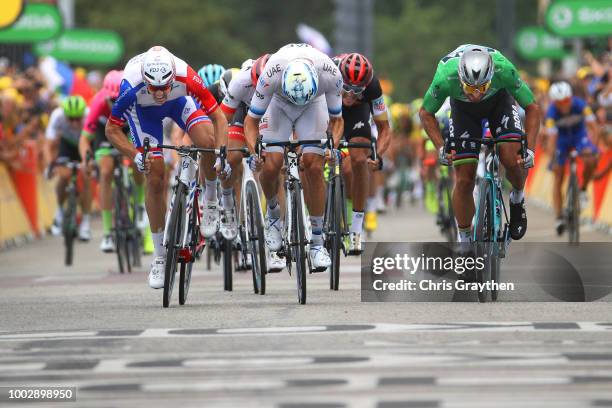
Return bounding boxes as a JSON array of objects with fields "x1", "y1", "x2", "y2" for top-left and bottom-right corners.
[
  {"x1": 107, "y1": 82, "x2": 139, "y2": 159},
  {"x1": 498, "y1": 56, "x2": 540, "y2": 151},
  {"x1": 583, "y1": 105, "x2": 600, "y2": 145},
  {"x1": 419, "y1": 108, "x2": 444, "y2": 151},
  {"x1": 329, "y1": 116, "x2": 344, "y2": 147},
  {"x1": 78, "y1": 132, "x2": 92, "y2": 165},
  {"x1": 245, "y1": 66, "x2": 276, "y2": 153},
  {"x1": 371, "y1": 94, "x2": 391, "y2": 155},
  {"x1": 420, "y1": 67, "x2": 449, "y2": 150},
  {"x1": 44, "y1": 109, "x2": 60, "y2": 165}
]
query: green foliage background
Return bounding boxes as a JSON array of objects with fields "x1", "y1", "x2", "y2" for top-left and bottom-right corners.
[{"x1": 75, "y1": 0, "x2": 537, "y2": 101}]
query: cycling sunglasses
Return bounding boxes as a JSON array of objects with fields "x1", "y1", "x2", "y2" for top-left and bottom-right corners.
[
  {"x1": 147, "y1": 83, "x2": 172, "y2": 93},
  {"x1": 461, "y1": 81, "x2": 491, "y2": 95},
  {"x1": 342, "y1": 83, "x2": 366, "y2": 95}
]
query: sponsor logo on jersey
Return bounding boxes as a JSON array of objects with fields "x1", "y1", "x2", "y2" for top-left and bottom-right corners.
[
  {"x1": 259, "y1": 117, "x2": 269, "y2": 131},
  {"x1": 266, "y1": 64, "x2": 282, "y2": 78},
  {"x1": 373, "y1": 97, "x2": 386, "y2": 113},
  {"x1": 255, "y1": 90, "x2": 264, "y2": 100},
  {"x1": 192, "y1": 75, "x2": 202, "y2": 84},
  {"x1": 323, "y1": 64, "x2": 337, "y2": 75},
  {"x1": 353, "y1": 121, "x2": 365, "y2": 130}
]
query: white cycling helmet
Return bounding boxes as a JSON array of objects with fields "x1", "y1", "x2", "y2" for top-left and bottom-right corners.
[
  {"x1": 282, "y1": 58, "x2": 318, "y2": 105},
  {"x1": 141, "y1": 46, "x2": 176, "y2": 87},
  {"x1": 241, "y1": 58, "x2": 255, "y2": 71},
  {"x1": 549, "y1": 81, "x2": 572, "y2": 101}
]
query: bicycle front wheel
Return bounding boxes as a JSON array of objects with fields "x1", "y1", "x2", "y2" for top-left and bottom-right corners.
[
  {"x1": 474, "y1": 178, "x2": 494, "y2": 303},
  {"x1": 329, "y1": 180, "x2": 343, "y2": 291},
  {"x1": 291, "y1": 185, "x2": 307, "y2": 305},
  {"x1": 246, "y1": 181, "x2": 266, "y2": 295},
  {"x1": 567, "y1": 172, "x2": 580, "y2": 244},
  {"x1": 163, "y1": 185, "x2": 185, "y2": 308}
]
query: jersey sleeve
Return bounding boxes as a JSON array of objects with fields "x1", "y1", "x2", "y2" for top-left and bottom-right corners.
[
  {"x1": 576, "y1": 98, "x2": 596, "y2": 121},
  {"x1": 185, "y1": 65, "x2": 219, "y2": 115},
  {"x1": 221, "y1": 72, "x2": 249, "y2": 115},
  {"x1": 82, "y1": 96, "x2": 104, "y2": 138},
  {"x1": 367, "y1": 79, "x2": 386, "y2": 118},
  {"x1": 422, "y1": 64, "x2": 450, "y2": 114},
  {"x1": 498, "y1": 55, "x2": 535, "y2": 108},
  {"x1": 545, "y1": 105, "x2": 558, "y2": 133},
  {"x1": 45, "y1": 108, "x2": 61, "y2": 140},
  {"x1": 109, "y1": 79, "x2": 138, "y2": 127},
  {"x1": 324, "y1": 67, "x2": 343, "y2": 118}
]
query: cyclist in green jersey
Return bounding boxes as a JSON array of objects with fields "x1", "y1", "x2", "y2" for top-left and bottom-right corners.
[{"x1": 419, "y1": 44, "x2": 540, "y2": 243}]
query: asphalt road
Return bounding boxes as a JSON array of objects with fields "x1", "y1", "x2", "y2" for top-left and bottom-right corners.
[{"x1": 0, "y1": 201, "x2": 611, "y2": 408}]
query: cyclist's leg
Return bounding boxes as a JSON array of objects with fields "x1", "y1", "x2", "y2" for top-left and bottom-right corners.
[
  {"x1": 125, "y1": 103, "x2": 167, "y2": 258},
  {"x1": 343, "y1": 102, "x2": 371, "y2": 234},
  {"x1": 260, "y1": 97, "x2": 292, "y2": 251},
  {"x1": 490, "y1": 91, "x2": 528, "y2": 239},
  {"x1": 296, "y1": 97, "x2": 328, "y2": 251},
  {"x1": 577, "y1": 134, "x2": 599, "y2": 191},
  {"x1": 449, "y1": 99, "x2": 482, "y2": 242},
  {"x1": 170, "y1": 96, "x2": 217, "y2": 200},
  {"x1": 97, "y1": 154, "x2": 114, "y2": 237},
  {"x1": 260, "y1": 96, "x2": 291, "y2": 207}
]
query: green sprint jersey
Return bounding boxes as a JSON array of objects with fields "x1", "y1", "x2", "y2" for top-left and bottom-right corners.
[{"x1": 422, "y1": 44, "x2": 535, "y2": 114}]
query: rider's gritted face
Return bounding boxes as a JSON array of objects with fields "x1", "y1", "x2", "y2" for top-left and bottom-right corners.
[
  {"x1": 461, "y1": 81, "x2": 490, "y2": 103},
  {"x1": 342, "y1": 91, "x2": 360, "y2": 106},
  {"x1": 554, "y1": 97, "x2": 572, "y2": 115},
  {"x1": 147, "y1": 83, "x2": 172, "y2": 104}
]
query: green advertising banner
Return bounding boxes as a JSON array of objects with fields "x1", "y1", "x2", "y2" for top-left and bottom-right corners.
[
  {"x1": 546, "y1": 0, "x2": 612, "y2": 37},
  {"x1": 34, "y1": 29, "x2": 124, "y2": 65},
  {"x1": 515, "y1": 26, "x2": 568, "y2": 60},
  {"x1": 0, "y1": 3, "x2": 62, "y2": 43}
]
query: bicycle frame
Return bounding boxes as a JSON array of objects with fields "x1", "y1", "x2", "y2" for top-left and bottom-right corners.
[
  {"x1": 475, "y1": 145, "x2": 510, "y2": 256},
  {"x1": 163, "y1": 152, "x2": 199, "y2": 251}
]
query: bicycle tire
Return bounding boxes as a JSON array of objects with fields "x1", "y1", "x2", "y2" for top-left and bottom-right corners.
[
  {"x1": 329, "y1": 180, "x2": 342, "y2": 291},
  {"x1": 179, "y1": 194, "x2": 198, "y2": 305},
  {"x1": 223, "y1": 236, "x2": 233, "y2": 291},
  {"x1": 568, "y1": 172, "x2": 580, "y2": 244},
  {"x1": 245, "y1": 181, "x2": 267, "y2": 295},
  {"x1": 292, "y1": 184, "x2": 307, "y2": 305},
  {"x1": 63, "y1": 188, "x2": 77, "y2": 266},
  {"x1": 113, "y1": 183, "x2": 127, "y2": 274},
  {"x1": 443, "y1": 178, "x2": 457, "y2": 243},
  {"x1": 474, "y1": 178, "x2": 493, "y2": 303},
  {"x1": 163, "y1": 184, "x2": 185, "y2": 308}
]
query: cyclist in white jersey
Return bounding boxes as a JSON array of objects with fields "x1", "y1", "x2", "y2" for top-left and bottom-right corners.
[{"x1": 243, "y1": 43, "x2": 344, "y2": 270}]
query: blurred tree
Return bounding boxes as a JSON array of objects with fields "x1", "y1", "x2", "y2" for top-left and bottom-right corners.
[
  {"x1": 75, "y1": 0, "x2": 333, "y2": 69},
  {"x1": 375, "y1": 0, "x2": 537, "y2": 101}
]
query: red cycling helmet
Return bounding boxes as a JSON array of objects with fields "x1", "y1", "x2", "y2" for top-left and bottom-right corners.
[
  {"x1": 251, "y1": 53, "x2": 270, "y2": 87},
  {"x1": 339, "y1": 53, "x2": 374, "y2": 91},
  {"x1": 103, "y1": 70, "x2": 123, "y2": 99}
]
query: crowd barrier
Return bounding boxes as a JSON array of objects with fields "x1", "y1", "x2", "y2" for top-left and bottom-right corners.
[
  {"x1": 1, "y1": 142, "x2": 610, "y2": 248},
  {"x1": 525, "y1": 144, "x2": 612, "y2": 232}
]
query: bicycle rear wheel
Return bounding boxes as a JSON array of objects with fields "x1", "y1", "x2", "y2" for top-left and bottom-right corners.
[
  {"x1": 245, "y1": 181, "x2": 267, "y2": 295},
  {"x1": 291, "y1": 185, "x2": 307, "y2": 305},
  {"x1": 163, "y1": 184, "x2": 185, "y2": 308},
  {"x1": 474, "y1": 179, "x2": 493, "y2": 303}
]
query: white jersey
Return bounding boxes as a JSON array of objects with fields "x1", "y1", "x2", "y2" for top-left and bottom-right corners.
[
  {"x1": 220, "y1": 63, "x2": 255, "y2": 113},
  {"x1": 46, "y1": 106, "x2": 89, "y2": 145},
  {"x1": 247, "y1": 43, "x2": 342, "y2": 119}
]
